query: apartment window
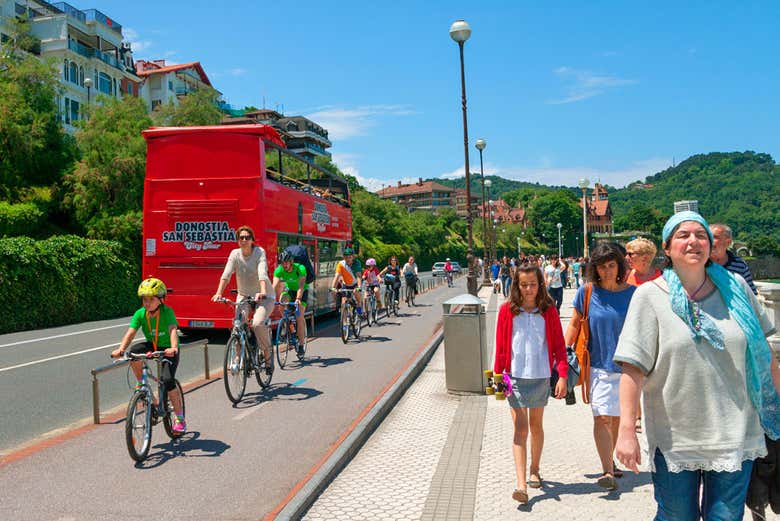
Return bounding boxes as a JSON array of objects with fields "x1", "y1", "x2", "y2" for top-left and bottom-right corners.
[
  {"x1": 98, "y1": 72, "x2": 111, "y2": 94},
  {"x1": 79, "y1": 66, "x2": 84, "y2": 87},
  {"x1": 168, "y1": 80, "x2": 173, "y2": 91},
  {"x1": 70, "y1": 99, "x2": 79, "y2": 122},
  {"x1": 112, "y1": 78, "x2": 117, "y2": 96},
  {"x1": 63, "y1": 59, "x2": 69, "y2": 81},
  {"x1": 126, "y1": 83, "x2": 132, "y2": 95},
  {"x1": 151, "y1": 99, "x2": 162, "y2": 110},
  {"x1": 69, "y1": 62, "x2": 78, "y2": 85},
  {"x1": 64, "y1": 98, "x2": 70, "y2": 124}
]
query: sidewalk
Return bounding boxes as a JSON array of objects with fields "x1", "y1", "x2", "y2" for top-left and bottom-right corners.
[{"x1": 302, "y1": 285, "x2": 659, "y2": 520}]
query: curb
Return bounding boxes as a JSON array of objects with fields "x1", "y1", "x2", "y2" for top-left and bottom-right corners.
[{"x1": 269, "y1": 324, "x2": 444, "y2": 520}]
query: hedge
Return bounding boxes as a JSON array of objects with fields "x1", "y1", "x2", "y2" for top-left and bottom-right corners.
[
  {"x1": 0, "y1": 235, "x2": 139, "y2": 334},
  {"x1": 0, "y1": 202, "x2": 46, "y2": 238}
]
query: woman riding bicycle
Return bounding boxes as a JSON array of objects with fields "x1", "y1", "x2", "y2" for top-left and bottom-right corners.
[
  {"x1": 379, "y1": 255, "x2": 402, "y2": 305},
  {"x1": 402, "y1": 256, "x2": 419, "y2": 299},
  {"x1": 363, "y1": 258, "x2": 384, "y2": 311},
  {"x1": 111, "y1": 278, "x2": 186, "y2": 433}
]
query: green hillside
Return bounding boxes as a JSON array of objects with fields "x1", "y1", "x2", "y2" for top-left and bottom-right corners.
[{"x1": 609, "y1": 151, "x2": 779, "y2": 244}]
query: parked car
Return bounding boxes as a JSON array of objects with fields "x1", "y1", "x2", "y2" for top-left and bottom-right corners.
[
  {"x1": 451, "y1": 262, "x2": 462, "y2": 274},
  {"x1": 432, "y1": 262, "x2": 446, "y2": 277}
]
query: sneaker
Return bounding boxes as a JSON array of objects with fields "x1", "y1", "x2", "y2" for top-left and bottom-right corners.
[
  {"x1": 172, "y1": 415, "x2": 186, "y2": 434},
  {"x1": 265, "y1": 363, "x2": 274, "y2": 375}
]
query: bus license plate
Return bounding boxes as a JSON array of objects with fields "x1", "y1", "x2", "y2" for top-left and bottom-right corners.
[{"x1": 189, "y1": 320, "x2": 214, "y2": 328}]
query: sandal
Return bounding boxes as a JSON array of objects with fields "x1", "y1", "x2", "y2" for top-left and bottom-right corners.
[
  {"x1": 528, "y1": 473, "x2": 542, "y2": 489},
  {"x1": 635, "y1": 417, "x2": 643, "y2": 433},
  {"x1": 613, "y1": 464, "x2": 624, "y2": 479},
  {"x1": 512, "y1": 489, "x2": 529, "y2": 504},
  {"x1": 597, "y1": 472, "x2": 618, "y2": 491}
]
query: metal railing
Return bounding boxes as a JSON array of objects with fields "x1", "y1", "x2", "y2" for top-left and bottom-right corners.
[{"x1": 89, "y1": 339, "x2": 209, "y2": 424}]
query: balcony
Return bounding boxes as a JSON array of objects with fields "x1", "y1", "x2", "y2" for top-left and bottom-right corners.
[
  {"x1": 51, "y1": 3, "x2": 122, "y2": 34},
  {"x1": 67, "y1": 40, "x2": 120, "y2": 70},
  {"x1": 51, "y1": 2, "x2": 86, "y2": 23}
]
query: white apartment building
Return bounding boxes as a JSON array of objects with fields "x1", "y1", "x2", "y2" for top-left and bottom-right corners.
[
  {"x1": 1, "y1": 0, "x2": 141, "y2": 132},
  {"x1": 134, "y1": 59, "x2": 216, "y2": 112}
]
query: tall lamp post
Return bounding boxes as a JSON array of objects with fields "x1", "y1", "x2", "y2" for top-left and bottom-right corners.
[
  {"x1": 557, "y1": 222, "x2": 562, "y2": 257},
  {"x1": 475, "y1": 138, "x2": 489, "y2": 284},
  {"x1": 485, "y1": 179, "x2": 493, "y2": 261},
  {"x1": 84, "y1": 77, "x2": 92, "y2": 105},
  {"x1": 579, "y1": 178, "x2": 590, "y2": 257},
  {"x1": 449, "y1": 19, "x2": 477, "y2": 296}
]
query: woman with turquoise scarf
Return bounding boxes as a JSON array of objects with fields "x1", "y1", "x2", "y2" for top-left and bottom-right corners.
[{"x1": 614, "y1": 211, "x2": 780, "y2": 520}]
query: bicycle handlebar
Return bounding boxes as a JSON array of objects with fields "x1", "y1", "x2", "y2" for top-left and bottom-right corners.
[{"x1": 114, "y1": 351, "x2": 171, "y2": 363}]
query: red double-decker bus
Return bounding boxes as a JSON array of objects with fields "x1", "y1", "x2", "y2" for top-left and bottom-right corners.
[{"x1": 141, "y1": 124, "x2": 353, "y2": 330}]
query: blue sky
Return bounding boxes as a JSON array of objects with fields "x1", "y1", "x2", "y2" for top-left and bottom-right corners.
[{"x1": 102, "y1": 0, "x2": 779, "y2": 190}]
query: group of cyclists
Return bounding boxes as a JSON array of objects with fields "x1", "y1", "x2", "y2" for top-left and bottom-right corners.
[{"x1": 112, "y1": 225, "x2": 429, "y2": 435}]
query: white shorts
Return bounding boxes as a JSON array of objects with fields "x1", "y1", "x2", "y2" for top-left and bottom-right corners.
[{"x1": 589, "y1": 367, "x2": 621, "y2": 417}]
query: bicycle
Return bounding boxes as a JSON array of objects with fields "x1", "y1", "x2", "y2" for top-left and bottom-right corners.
[
  {"x1": 274, "y1": 299, "x2": 306, "y2": 368},
  {"x1": 217, "y1": 294, "x2": 273, "y2": 404},
  {"x1": 363, "y1": 283, "x2": 380, "y2": 326},
  {"x1": 404, "y1": 274, "x2": 417, "y2": 307},
  {"x1": 333, "y1": 287, "x2": 362, "y2": 343},
  {"x1": 120, "y1": 350, "x2": 185, "y2": 462},
  {"x1": 445, "y1": 270, "x2": 453, "y2": 288},
  {"x1": 383, "y1": 275, "x2": 399, "y2": 318}
]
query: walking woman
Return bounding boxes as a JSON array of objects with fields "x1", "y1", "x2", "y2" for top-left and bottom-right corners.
[
  {"x1": 615, "y1": 211, "x2": 780, "y2": 520},
  {"x1": 500, "y1": 256, "x2": 512, "y2": 297},
  {"x1": 494, "y1": 265, "x2": 568, "y2": 504},
  {"x1": 625, "y1": 237, "x2": 661, "y2": 286},
  {"x1": 564, "y1": 242, "x2": 636, "y2": 490}
]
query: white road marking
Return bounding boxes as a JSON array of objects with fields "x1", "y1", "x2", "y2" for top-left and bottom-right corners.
[
  {"x1": 233, "y1": 402, "x2": 268, "y2": 420},
  {"x1": 0, "y1": 340, "x2": 141, "y2": 374},
  {"x1": 0, "y1": 324, "x2": 126, "y2": 349}
]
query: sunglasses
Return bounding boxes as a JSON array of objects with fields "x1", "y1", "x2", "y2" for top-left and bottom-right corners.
[{"x1": 238, "y1": 235, "x2": 252, "y2": 240}]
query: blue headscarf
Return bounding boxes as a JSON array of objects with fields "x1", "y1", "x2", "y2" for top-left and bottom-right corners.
[{"x1": 662, "y1": 211, "x2": 780, "y2": 439}]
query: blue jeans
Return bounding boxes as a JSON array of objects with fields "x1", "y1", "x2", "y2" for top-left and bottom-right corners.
[
  {"x1": 501, "y1": 275, "x2": 511, "y2": 297},
  {"x1": 652, "y1": 449, "x2": 753, "y2": 521}
]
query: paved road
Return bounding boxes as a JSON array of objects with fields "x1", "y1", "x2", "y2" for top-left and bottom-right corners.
[
  {"x1": 0, "y1": 275, "x2": 461, "y2": 521},
  {"x1": 0, "y1": 272, "x2": 440, "y2": 455}
]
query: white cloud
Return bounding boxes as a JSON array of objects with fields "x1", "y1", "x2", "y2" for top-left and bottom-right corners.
[
  {"x1": 305, "y1": 104, "x2": 416, "y2": 140},
  {"x1": 229, "y1": 68, "x2": 247, "y2": 77},
  {"x1": 439, "y1": 157, "x2": 672, "y2": 188},
  {"x1": 124, "y1": 28, "x2": 153, "y2": 53},
  {"x1": 549, "y1": 66, "x2": 638, "y2": 104}
]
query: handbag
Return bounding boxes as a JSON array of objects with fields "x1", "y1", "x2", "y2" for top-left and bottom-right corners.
[{"x1": 574, "y1": 283, "x2": 593, "y2": 404}]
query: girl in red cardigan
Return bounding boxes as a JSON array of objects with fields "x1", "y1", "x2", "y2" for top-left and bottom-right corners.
[{"x1": 494, "y1": 265, "x2": 568, "y2": 504}]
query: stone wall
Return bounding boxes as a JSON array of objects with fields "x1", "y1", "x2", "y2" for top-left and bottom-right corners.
[{"x1": 747, "y1": 257, "x2": 780, "y2": 280}]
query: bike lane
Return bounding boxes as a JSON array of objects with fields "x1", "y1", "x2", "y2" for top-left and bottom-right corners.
[{"x1": 0, "y1": 279, "x2": 461, "y2": 521}]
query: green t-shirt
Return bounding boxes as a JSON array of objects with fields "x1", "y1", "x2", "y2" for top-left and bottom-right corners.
[
  {"x1": 274, "y1": 262, "x2": 308, "y2": 291},
  {"x1": 129, "y1": 305, "x2": 178, "y2": 348}
]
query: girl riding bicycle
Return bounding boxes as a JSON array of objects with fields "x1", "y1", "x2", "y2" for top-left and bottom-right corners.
[
  {"x1": 379, "y1": 255, "x2": 402, "y2": 305},
  {"x1": 363, "y1": 258, "x2": 384, "y2": 311},
  {"x1": 111, "y1": 278, "x2": 186, "y2": 434}
]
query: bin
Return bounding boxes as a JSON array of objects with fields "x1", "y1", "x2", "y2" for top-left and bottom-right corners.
[{"x1": 442, "y1": 294, "x2": 489, "y2": 394}]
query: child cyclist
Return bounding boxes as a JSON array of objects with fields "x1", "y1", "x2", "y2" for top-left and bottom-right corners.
[
  {"x1": 111, "y1": 278, "x2": 186, "y2": 433},
  {"x1": 362, "y1": 258, "x2": 384, "y2": 311},
  {"x1": 493, "y1": 265, "x2": 568, "y2": 503}
]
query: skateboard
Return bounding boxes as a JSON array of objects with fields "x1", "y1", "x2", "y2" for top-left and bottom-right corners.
[{"x1": 483, "y1": 370, "x2": 513, "y2": 400}]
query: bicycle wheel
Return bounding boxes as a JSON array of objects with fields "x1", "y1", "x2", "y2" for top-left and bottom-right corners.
[
  {"x1": 276, "y1": 317, "x2": 291, "y2": 369},
  {"x1": 125, "y1": 391, "x2": 152, "y2": 462},
  {"x1": 163, "y1": 379, "x2": 185, "y2": 439},
  {"x1": 340, "y1": 303, "x2": 350, "y2": 343},
  {"x1": 352, "y1": 306, "x2": 362, "y2": 339},
  {"x1": 297, "y1": 325, "x2": 307, "y2": 361},
  {"x1": 406, "y1": 284, "x2": 414, "y2": 307},
  {"x1": 366, "y1": 295, "x2": 374, "y2": 327},
  {"x1": 255, "y1": 340, "x2": 273, "y2": 388},
  {"x1": 371, "y1": 295, "x2": 380, "y2": 325},
  {"x1": 384, "y1": 290, "x2": 392, "y2": 319},
  {"x1": 223, "y1": 334, "x2": 246, "y2": 404}
]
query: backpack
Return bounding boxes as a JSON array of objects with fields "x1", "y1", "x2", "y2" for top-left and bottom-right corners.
[{"x1": 283, "y1": 244, "x2": 315, "y2": 284}]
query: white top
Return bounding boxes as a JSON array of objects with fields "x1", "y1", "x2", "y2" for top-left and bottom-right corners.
[
  {"x1": 402, "y1": 262, "x2": 418, "y2": 275},
  {"x1": 220, "y1": 246, "x2": 271, "y2": 297},
  {"x1": 614, "y1": 276, "x2": 774, "y2": 472},
  {"x1": 510, "y1": 308, "x2": 551, "y2": 379},
  {"x1": 545, "y1": 265, "x2": 562, "y2": 288}
]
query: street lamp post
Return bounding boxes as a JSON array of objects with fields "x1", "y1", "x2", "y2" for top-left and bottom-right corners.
[
  {"x1": 557, "y1": 222, "x2": 562, "y2": 257},
  {"x1": 485, "y1": 179, "x2": 493, "y2": 261},
  {"x1": 449, "y1": 19, "x2": 477, "y2": 296},
  {"x1": 475, "y1": 138, "x2": 489, "y2": 284},
  {"x1": 578, "y1": 178, "x2": 590, "y2": 257},
  {"x1": 84, "y1": 77, "x2": 92, "y2": 105}
]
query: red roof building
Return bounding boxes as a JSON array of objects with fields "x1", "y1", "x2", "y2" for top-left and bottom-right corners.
[
  {"x1": 135, "y1": 60, "x2": 218, "y2": 111},
  {"x1": 580, "y1": 183, "x2": 613, "y2": 234},
  {"x1": 376, "y1": 179, "x2": 454, "y2": 213}
]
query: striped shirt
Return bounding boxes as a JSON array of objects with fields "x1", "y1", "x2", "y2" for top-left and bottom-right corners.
[{"x1": 724, "y1": 251, "x2": 757, "y2": 295}]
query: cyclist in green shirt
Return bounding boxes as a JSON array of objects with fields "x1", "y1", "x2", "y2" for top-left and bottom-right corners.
[
  {"x1": 272, "y1": 250, "x2": 308, "y2": 347},
  {"x1": 111, "y1": 278, "x2": 185, "y2": 433}
]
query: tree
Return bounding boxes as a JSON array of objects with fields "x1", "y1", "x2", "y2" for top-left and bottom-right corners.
[
  {"x1": 60, "y1": 96, "x2": 151, "y2": 245},
  {"x1": 0, "y1": 40, "x2": 77, "y2": 200},
  {"x1": 526, "y1": 191, "x2": 581, "y2": 247},
  {"x1": 151, "y1": 86, "x2": 223, "y2": 126},
  {"x1": 613, "y1": 202, "x2": 666, "y2": 235}
]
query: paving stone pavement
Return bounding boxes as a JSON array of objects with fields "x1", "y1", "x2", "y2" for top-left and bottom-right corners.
[{"x1": 303, "y1": 284, "x2": 773, "y2": 520}]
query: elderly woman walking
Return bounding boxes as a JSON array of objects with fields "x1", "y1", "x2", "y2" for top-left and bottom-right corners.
[
  {"x1": 615, "y1": 211, "x2": 780, "y2": 520},
  {"x1": 625, "y1": 237, "x2": 661, "y2": 286},
  {"x1": 564, "y1": 242, "x2": 636, "y2": 490}
]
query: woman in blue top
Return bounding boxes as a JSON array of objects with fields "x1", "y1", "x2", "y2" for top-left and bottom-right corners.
[{"x1": 564, "y1": 242, "x2": 636, "y2": 491}]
